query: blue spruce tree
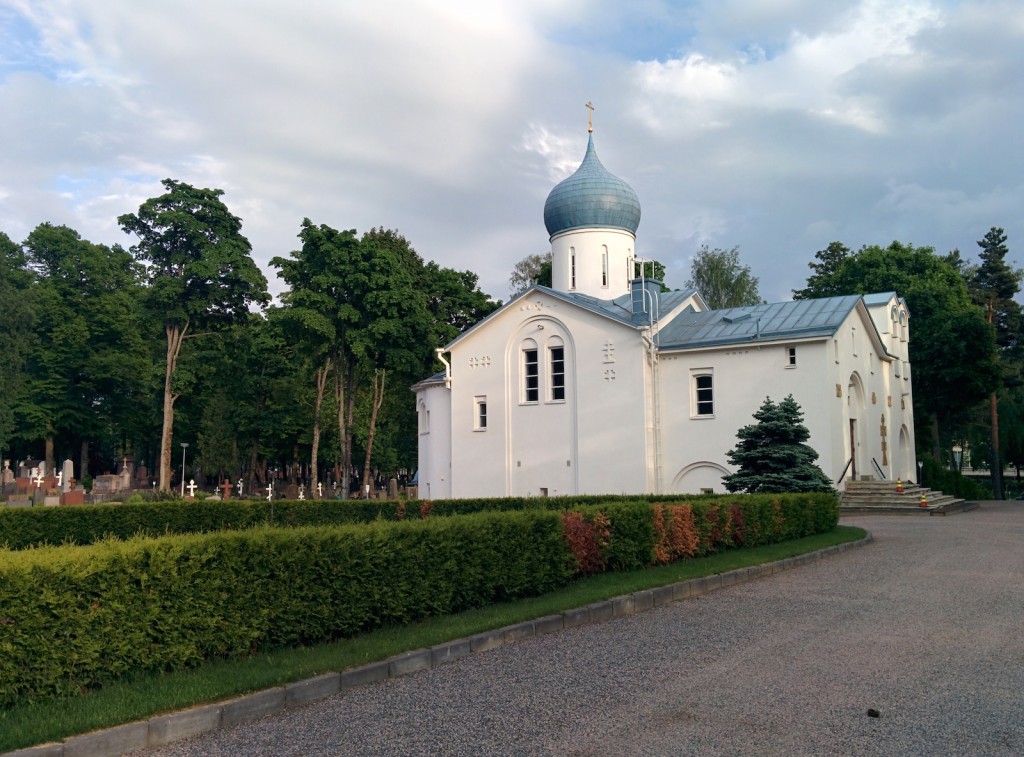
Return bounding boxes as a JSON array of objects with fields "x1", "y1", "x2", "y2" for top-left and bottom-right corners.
[{"x1": 724, "y1": 395, "x2": 833, "y2": 493}]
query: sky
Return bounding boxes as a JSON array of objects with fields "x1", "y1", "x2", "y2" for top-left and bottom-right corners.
[{"x1": 2, "y1": 0, "x2": 1022, "y2": 304}]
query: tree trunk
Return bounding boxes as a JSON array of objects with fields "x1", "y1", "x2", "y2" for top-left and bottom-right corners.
[
  {"x1": 44, "y1": 435, "x2": 54, "y2": 478},
  {"x1": 930, "y1": 416, "x2": 941, "y2": 467},
  {"x1": 159, "y1": 319, "x2": 188, "y2": 492},
  {"x1": 80, "y1": 439, "x2": 88, "y2": 484},
  {"x1": 310, "y1": 357, "x2": 331, "y2": 493},
  {"x1": 990, "y1": 390, "x2": 1003, "y2": 499},
  {"x1": 335, "y1": 359, "x2": 358, "y2": 499},
  {"x1": 361, "y1": 368, "x2": 386, "y2": 495}
]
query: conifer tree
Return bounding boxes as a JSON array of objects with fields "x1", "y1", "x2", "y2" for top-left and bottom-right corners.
[{"x1": 724, "y1": 395, "x2": 833, "y2": 493}]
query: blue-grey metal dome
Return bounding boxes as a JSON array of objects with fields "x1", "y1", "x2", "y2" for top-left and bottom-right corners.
[{"x1": 543, "y1": 133, "x2": 641, "y2": 237}]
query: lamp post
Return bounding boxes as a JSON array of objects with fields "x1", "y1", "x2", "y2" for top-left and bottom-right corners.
[{"x1": 180, "y1": 443, "x2": 189, "y2": 497}]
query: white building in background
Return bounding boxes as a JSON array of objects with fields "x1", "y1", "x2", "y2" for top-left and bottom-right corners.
[{"x1": 413, "y1": 126, "x2": 916, "y2": 499}]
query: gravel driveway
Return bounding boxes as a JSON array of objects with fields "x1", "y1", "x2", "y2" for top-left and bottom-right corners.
[{"x1": 142, "y1": 502, "x2": 1024, "y2": 756}]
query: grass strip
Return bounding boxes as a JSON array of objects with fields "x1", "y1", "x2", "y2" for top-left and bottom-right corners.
[{"x1": 0, "y1": 525, "x2": 866, "y2": 752}]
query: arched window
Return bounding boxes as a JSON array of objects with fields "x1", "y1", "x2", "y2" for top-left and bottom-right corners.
[
  {"x1": 570, "y1": 247, "x2": 576, "y2": 290},
  {"x1": 418, "y1": 401, "x2": 429, "y2": 434},
  {"x1": 521, "y1": 338, "x2": 539, "y2": 403},
  {"x1": 601, "y1": 245, "x2": 609, "y2": 287},
  {"x1": 547, "y1": 336, "x2": 565, "y2": 402}
]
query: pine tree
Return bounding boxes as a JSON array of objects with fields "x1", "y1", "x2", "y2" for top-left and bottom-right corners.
[
  {"x1": 724, "y1": 395, "x2": 833, "y2": 493},
  {"x1": 971, "y1": 227, "x2": 1022, "y2": 499}
]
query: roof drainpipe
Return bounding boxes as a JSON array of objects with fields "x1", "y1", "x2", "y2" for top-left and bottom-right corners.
[{"x1": 436, "y1": 348, "x2": 451, "y2": 389}]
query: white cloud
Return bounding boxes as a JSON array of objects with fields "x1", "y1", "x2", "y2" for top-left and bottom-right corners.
[{"x1": 1, "y1": 0, "x2": 1022, "y2": 304}]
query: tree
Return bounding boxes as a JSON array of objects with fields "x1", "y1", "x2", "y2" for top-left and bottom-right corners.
[
  {"x1": 509, "y1": 252, "x2": 551, "y2": 297},
  {"x1": 19, "y1": 223, "x2": 150, "y2": 478},
  {"x1": 422, "y1": 261, "x2": 500, "y2": 343},
  {"x1": 271, "y1": 221, "x2": 361, "y2": 491},
  {"x1": 970, "y1": 227, "x2": 1022, "y2": 499},
  {"x1": 792, "y1": 242, "x2": 851, "y2": 300},
  {"x1": 724, "y1": 395, "x2": 833, "y2": 493},
  {"x1": 119, "y1": 180, "x2": 269, "y2": 492},
  {"x1": 685, "y1": 246, "x2": 762, "y2": 309},
  {"x1": 0, "y1": 232, "x2": 34, "y2": 460}
]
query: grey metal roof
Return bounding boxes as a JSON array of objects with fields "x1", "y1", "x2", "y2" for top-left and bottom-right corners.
[
  {"x1": 533, "y1": 285, "x2": 698, "y2": 327},
  {"x1": 862, "y1": 292, "x2": 897, "y2": 306},
  {"x1": 543, "y1": 133, "x2": 641, "y2": 237},
  {"x1": 657, "y1": 294, "x2": 864, "y2": 350}
]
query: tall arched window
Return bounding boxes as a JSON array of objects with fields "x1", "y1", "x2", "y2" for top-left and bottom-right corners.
[
  {"x1": 601, "y1": 245, "x2": 609, "y2": 287},
  {"x1": 570, "y1": 247, "x2": 576, "y2": 289},
  {"x1": 521, "y1": 338, "x2": 539, "y2": 403},
  {"x1": 547, "y1": 336, "x2": 565, "y2": 402}
]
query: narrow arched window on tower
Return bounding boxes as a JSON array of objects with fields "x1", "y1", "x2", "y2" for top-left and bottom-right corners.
[
  {"x1": 601, "y1": 245, "x2": 609, "y2": 287},
  {"x1": 570, "y1": 247, "x2": 576, "y2": 289}
]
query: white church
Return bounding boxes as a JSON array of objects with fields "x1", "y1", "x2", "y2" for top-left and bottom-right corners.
[{"x1": 414, "y1": 123, "x2": 916, "y2": 499}]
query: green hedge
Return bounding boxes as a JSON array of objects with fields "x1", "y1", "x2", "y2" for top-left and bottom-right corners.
[
  {"x1": 0, "y1": 510, "x2": 572, "y2": 707},
  {"x1": 0, "y1": 493, "x2": 838, "y2": 706},
  {"x1": 0, "y1": 491, "x2": 826, "y2": 551}
]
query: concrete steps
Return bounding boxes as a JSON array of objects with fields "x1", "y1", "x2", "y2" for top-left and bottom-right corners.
[{"x1": 839, "y1": 479, "x2": 977, "y2": 515}]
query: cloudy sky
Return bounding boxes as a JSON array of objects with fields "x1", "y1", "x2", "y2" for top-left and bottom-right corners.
[{"x1": 2, "y1": 0, "x2": 1022, "y2": 303}]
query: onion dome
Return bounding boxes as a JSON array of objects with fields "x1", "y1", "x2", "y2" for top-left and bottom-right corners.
[{"x1": 543, "y1": 133, "x2": 641, "y2": 237}]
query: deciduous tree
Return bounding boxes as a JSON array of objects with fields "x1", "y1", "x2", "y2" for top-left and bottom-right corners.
[
  {"x1": 508, "y1": 252, "x2": 551, "y2": 297},
  {"x1": 685, "y1": 246, "x2": 762, "y2": 309},
  {"x1": 119, "y1": 180, "x2": 269, "y2": 491}
]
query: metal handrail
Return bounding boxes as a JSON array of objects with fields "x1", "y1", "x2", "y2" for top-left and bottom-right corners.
[
  {"x1": 871, "y1": 458, "x2": 886, "y2": 480},
  {"x1": 836, "y1": 457, "x2": 853, "y2": 484}
]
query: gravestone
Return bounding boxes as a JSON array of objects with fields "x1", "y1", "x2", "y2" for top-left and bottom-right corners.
[
  {"x1": 284, "y1": 483, "x2": 299, "y2": 500},
  {"x1": 91, "y1": 474, "x2": 125, "y2": 496},
  {"x1": 388, "y1": 478, "x2": 398, "y2": 500},
  {"x1": 61, "y1": 489, "x2": 85, "y2": 506},
  {"x1": 136, "y1": 463, "x2": 149, "y2": 487},
  {"x1": 1, "y1": 460, "x2": 13, "y2": 498},
  {"x1": 61, "y1": 459, "x2": 74, "y2": 492}
]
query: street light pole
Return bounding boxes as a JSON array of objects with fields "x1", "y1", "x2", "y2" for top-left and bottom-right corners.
[{"x1": 180, "y1": 443, "x2": 189, "y2": 497}]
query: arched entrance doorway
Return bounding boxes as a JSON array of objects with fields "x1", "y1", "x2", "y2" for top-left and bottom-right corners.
[{"x1": 846, "y1": 373, "x2": 867, "y2": 481}]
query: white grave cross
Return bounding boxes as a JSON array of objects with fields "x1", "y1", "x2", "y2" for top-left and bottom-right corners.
[
  {"x1": 298, "y1": 485, "x2": 305, "y2": 500},
  {"x1": 33, "y1": 468, "x2": 43, "y2": 487},
  {"x1": 266, "y1": 483, "x2": 273, "y2": 501},
  {"x1": 317, "y1": 482, "x2": 323, "y2": 498},
  {"x1": 56, "y1": 471, "x2": 63, "y2": 489},
  {"x1": 237, "y1": 478, "x2": 244, "y2": 497},
  {"x1": 186, "y1": 479, "x2": 197, "y2": 497}
]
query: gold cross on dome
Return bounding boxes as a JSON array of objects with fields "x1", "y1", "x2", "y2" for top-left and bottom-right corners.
[{"x1": 586, "y1": 101, "x2": 594, "y2": 132}]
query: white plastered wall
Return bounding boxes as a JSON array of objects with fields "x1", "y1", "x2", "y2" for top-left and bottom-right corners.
[{"x1": 550, "y1": 227, "x2": 635, "y2": 299}]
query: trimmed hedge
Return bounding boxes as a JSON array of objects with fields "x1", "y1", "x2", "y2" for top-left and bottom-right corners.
[
  {"x1": 0, "y1": 493, "x2": 838, "y2": 706},
  {"x1": 0, "y1": 491, "x2": 830, "y2": 551},
  {"x1": 0, "y1": 510, "x2": 572, "y2": 706}
]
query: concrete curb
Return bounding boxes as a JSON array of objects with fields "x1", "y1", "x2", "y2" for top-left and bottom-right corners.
[{"x1": 4, "y1": 533, "x2": 873, "y2": 757}]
